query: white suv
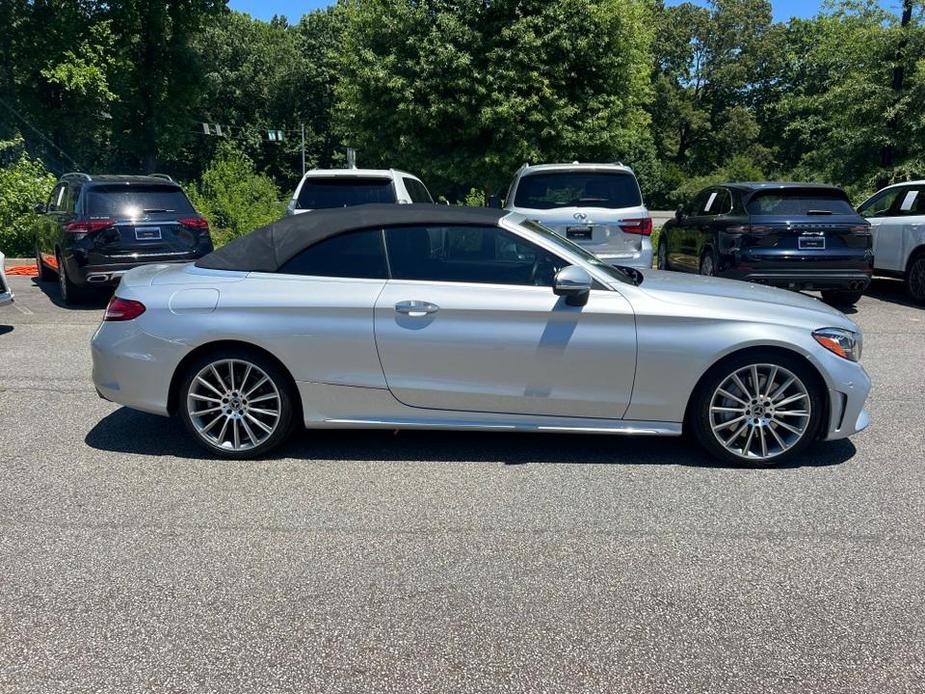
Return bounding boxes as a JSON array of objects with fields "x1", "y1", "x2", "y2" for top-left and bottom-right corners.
[
  {"x1": 503, "y1": 163, "x2": 653, "y2": 268},
  {"x1": 287, "y1": 168, "x2": 433, "y2": 215},
  {"x1": 858, "y1": 181, "x2": 925, "y2": 303}
]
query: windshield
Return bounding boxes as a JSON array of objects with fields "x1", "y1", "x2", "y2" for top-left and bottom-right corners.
[
  {"x1": 514, "y1": 171, "x2": 642, "y2": 210},
  {"x1": 85, "y1": 185, "x2": 195, "y2": 217},
  {"x1": 519, "y1": 219, "x2": 638, "y2": 285},
  {"x1": 746, "y1": 189, "x2": 855, "y2": 216},
  {"x1": 297, "y1": 177, "x2": 396, "y2": 209}
]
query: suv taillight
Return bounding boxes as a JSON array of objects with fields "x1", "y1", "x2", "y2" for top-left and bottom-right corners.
[
  {"x1": 65, "y1": 218, "x2": 115, "y2": 233},
  {"x1": 178, "y1": 216, "x2": 209, "y2": 231},
  {"x1": 619, "y1": 218, "x2": 653, "y2": 236},
  {"x1": 103, "y1": 297, "x2": 146, "y2": 321}
]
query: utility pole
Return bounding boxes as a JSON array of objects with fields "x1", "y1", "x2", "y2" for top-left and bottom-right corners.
[{"x1": 301, "y1": 123, "x2": 306, "y2": 178}]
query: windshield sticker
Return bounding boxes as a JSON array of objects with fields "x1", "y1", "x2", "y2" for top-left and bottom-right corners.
[
  {"x1": 704, "y1": 192, "x2": 718, "y2": 212},
  {"x1": 900, "y1": 190, "x2": 919, "y2": 212}
]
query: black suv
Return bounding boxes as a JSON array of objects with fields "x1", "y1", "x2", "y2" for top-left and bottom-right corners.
[
  {"x1": 34, "y1": 173, "x2": 213, "y2": 304},
  {"x1": 657, "y1": 182, "x2": 873, "y2": 305}
]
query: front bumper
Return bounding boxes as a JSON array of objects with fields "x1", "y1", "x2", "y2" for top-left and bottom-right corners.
[{"x1": 818, "y1": 352, "x2": 871, "y2": 441}]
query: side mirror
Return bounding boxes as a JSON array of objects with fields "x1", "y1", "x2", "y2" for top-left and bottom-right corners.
[
  {"x1": 487, "y1": 195, "x2": 502, "y2": 209},
  {"x1": 553, "y1": 265, "x2": 592, "y2": 306},
  {"x1": 34, "y1": 202, "x2": 46, "y2": 215},
  {"x1": 675, "y1": 204, "x2": 684, "y2": 221}
]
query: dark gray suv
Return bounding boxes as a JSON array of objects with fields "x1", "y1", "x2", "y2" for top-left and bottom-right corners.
[{"x1": 34, "y1": 173, "x2": 213, "y2": 304}]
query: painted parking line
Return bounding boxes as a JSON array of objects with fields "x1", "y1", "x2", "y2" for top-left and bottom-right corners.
[{"x1": 12, "y1": 303, "x2": 34, "y2": 315}]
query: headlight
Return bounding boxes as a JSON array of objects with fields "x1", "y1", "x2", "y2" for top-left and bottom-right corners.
[{"x1": 813, "y1": 327, "x2": 862, "y2": 362}]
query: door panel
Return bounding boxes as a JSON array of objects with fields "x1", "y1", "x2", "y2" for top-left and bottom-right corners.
[{"x1": 374, "y1": 282, "x2": 637, "y2": 419}]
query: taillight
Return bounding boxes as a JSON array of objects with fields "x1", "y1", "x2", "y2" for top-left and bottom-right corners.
[
  {"x1": 103, "y1": 297, "x2": 146, "y2": 321},
  {"x1": 850, "y1": 224, "x2": 871, "y2": 234},
  {"x1": 179, "y1": 216, "x2": 209, "y2": 231},
  {"x1": 64, "y1": 218, "x2": 115, "y2": 233},
  {"x1": 728, "y1": 225, "x2": 772, "y2": 235},
  {"x1": 619, "y1": 218, "x2": 653, "y2": 236}
]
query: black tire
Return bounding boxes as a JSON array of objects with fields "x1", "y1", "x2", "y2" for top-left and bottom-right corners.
[
  {"x1": 821, "y1": 289, "x2": 864, "y2": 306},
  {"x1": 657, "y1": 236, "x2": 669, "y2": 270},
  {"x1": 699, "y1": 248, "x2": 717, "y2": 277},
  {"x1": 689, "y1": 350, "x2": 826, "y2": 466},
  {"x1": 35, "y1": 244, "x2": 55, "y2": 282},
  {"x1": 56, "y1": 252, "x2": 89, "y2": 305},
  {"x1": 178, "y1": 347, "x2": 298, "y2": 459},
  {"x1": 906, "y1": 253, "x2": 925, "y2": 305}
]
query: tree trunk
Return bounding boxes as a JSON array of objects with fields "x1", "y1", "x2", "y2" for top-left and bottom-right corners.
[{"x1": 879, "y1": 0, "x2": 913, "y2": 184}]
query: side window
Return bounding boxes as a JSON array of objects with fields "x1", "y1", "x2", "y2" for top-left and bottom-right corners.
[
  {"x1": 403, "y1": 178, "x2": 433, "y2": 203},
  {"x1": 278, "y1": 229, "x2": 388, "y2": 279},
  {"x1": 708, "y1": 189, "x2": 732, "y2": 215},
  {"x1": 688, "y1": 190, "x2": 710, "y2": 216},
  {"x1": 65, "y1": 184, "x2": 81, "y2": 214},
  {"x1": 701, "y1": 189, "x2": 725, "y2": 215},
  {"x1": 47, "y1": 183, "x2": 66, "y2": 212},
  {"x1": 859, "y1": 188, "x2": 903, "y2": 218},
  {"x1": 385, "y1": 225, "x2": 568, "y2": 287}
]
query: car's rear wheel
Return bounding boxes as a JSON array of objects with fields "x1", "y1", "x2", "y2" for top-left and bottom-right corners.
[
  {"x1": 690, "y1": 351, "x2": 825, "y2": 466},
  {"x1": 657, "y1": 237, "x2": 669, "y2": 270},
  {"x1": 821, "y1": 289, "x2": 864, "y2": 306},
  {"x1": 699, "y1": 249, "x2": 717, "y2": 277},
  {"x1": 56, "y1": 252, "x2": 89, "y2": 305},
  {"x1": 906, "y1": 254, "x2": 925, "y2": 305},
  {"x1": 34, "y1": 245, "x2": 54, "y2": 281},
  {"x1": 178, "y1": 349, "x2": 296, "y2": 459}
]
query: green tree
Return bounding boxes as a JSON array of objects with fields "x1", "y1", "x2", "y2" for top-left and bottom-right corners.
[
  {"x1": 336, "y1": 0, "x2": 656, "y2": 200},
  {"x1": 187, "y1": 141, "x2": 284, "y2": 246},
  {"x1": 0, "y1": 136, "x2": 57, "y2": 257}
]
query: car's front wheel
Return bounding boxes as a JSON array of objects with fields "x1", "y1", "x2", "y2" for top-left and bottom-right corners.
[
  {"x1": 689, "y1": 351, "x2": 825, "y2": 466},
  {"x1": 178, "y1": 349, "x2": 297, "y2": 459}
]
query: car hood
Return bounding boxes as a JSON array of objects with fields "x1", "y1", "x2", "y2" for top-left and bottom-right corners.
[{"x1": 628, "y1": 269, "x2": 858, "y2": 331}]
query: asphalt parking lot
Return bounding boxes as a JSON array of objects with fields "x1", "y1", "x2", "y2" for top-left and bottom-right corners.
[{"x1": 1, "y1": 272, "x2": 924, "y2": 693}]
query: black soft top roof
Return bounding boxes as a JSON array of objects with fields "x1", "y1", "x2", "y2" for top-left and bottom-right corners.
[{"x1": 195, "y1": 204, "x2": 507, "y2": 273}]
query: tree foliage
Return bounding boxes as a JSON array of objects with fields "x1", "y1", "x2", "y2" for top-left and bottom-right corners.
[
  {"x1": 0, "y1": 137, "x2": 57, "y2": 256},
  {"x1": 187, "y1": 141, "x2": 284, "y2": 246},
  {"x1": 1, "y1": 0, "x2": 924, "y2": 224}
]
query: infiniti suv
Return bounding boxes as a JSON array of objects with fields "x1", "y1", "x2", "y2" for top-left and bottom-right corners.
[
  {"x1": 34, "y1": 173, "x2": 213, "y2": 304},
  {"x1": 503, "y1": 163, "x2": 653, "y2": 268}
]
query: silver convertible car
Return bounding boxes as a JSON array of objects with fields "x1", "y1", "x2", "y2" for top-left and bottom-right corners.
[{"x1": 91, "y1": 205, "x2": 870, "y2": 465}]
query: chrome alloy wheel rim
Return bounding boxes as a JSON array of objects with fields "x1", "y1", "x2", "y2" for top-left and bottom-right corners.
[
  {"x1": 709, "y1": 364, "x2": 811, "y2": 461},
  {"x1": 187, "y1": 359, "x2": 281, "y2": 452}
]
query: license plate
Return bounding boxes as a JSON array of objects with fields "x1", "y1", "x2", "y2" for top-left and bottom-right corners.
[
  {"x1": 566, "y1": 226, "x2": 593, "y2": 240},
  {"x1": 135, "y1": 226, "x2": 162, "y2": 241},
  {"x1": 798, "y1": 235, "x2": 825, "y2": 250}
]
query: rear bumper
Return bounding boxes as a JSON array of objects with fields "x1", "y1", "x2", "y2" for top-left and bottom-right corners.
[
  {"x1": 66, "y1": 255, "x2": 202, "y2": 287},
  {"x1": 723, "y1": 269, "x2": 871, "y2": 291},
  {"x1": 596, "y1": 238, "x2": 653, "y2": 269}
]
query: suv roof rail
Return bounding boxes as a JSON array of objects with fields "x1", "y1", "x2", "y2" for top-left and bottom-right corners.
[
  {"x1": 61, "y1": 172, "x2": 92, "y2": 181},
  {"x1": 148, "y1": 173, "x2": 175, "y2": 182}
]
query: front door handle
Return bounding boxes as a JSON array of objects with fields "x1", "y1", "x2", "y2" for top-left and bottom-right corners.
[{"x1": 395, "y1": 300, "x2": 439, "y2": 317}]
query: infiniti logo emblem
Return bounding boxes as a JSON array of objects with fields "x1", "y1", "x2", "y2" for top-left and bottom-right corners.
[{"x1": 574, "y1": 212, "x2": 588, "y2": 221}]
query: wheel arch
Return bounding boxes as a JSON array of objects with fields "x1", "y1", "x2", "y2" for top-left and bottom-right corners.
[
  {"x1": 682, "y1": 344, "x2": 830, "y2": 438},
  {"x1": 167, "y1": 339, "x2": 302, "y2": 420}
]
